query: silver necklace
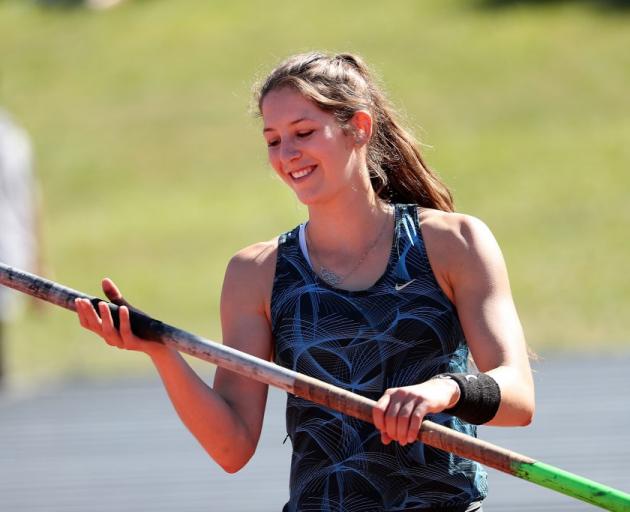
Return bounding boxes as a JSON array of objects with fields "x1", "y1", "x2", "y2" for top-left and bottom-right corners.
[{"x1": 307, "y1": 206, "x2": 393, "y2": 287}]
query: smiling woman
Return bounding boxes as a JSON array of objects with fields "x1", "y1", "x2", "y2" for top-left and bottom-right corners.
[
  {"x1": 74, "y1": 51, "x2": 534, "y2": 512},
  {"x1": 257, "y1": 53, "x2": 455, "y2": 214},
  {"x1": 261, "y1": 87, "x2": 360, "y2": 207}
]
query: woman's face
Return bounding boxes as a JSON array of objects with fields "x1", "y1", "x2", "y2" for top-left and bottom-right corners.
[{"x1": 261, "y1": 87, "x2": 366, "y2": 206}]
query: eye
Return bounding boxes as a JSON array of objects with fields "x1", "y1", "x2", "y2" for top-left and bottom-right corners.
[
  {"x1": 266, "y1": 138, "x2": 280, "y2": 148},
  {"x1": 296, "y1": 130, "x2": 314, "y2": 138}
]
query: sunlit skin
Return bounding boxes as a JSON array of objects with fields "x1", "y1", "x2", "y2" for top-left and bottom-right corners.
[
  {"x1": 262, "y1": 86, "x2": 368, "y2": 207},
  {"x1": 261, "y1": 87, "x2": 399, "y2": 279},
  {"x1": 75, "y1": 86, "x2": 534, "y2": 473}
]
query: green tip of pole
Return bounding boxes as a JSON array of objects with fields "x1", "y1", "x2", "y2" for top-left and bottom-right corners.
[{"x1": 512, "y1": 460, "x2": 630, "y2": 511}]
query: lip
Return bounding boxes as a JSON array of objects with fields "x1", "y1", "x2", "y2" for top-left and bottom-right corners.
[{"x1": 288, "y1": 165, "x2": 316, "y2": 181}]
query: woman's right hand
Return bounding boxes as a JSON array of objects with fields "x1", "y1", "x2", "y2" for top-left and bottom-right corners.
[{"x1": 75, "y1": 278, "x2": 168, "y2": 357}]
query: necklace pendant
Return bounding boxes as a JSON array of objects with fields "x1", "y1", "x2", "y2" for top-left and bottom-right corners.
[{"x1": 319, "y1": 266, "x2": 342, "y2": 286}]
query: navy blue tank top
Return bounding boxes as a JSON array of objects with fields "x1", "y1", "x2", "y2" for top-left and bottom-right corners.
[{"x1": 271, "y1": 204, "x2": 487, "y2": 512}]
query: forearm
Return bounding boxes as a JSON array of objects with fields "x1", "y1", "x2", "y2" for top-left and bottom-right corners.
[
  {"x1": 149, "y1": 345, "x2": 256, "y2": 472},
  {"x1": 484, "y1": 365, "x2": 535, "y2": 426}
]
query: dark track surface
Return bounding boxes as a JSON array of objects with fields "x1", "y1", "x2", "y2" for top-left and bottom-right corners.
[{"x1": 1, "y1": 353, "x2": 628, "y2": 511}]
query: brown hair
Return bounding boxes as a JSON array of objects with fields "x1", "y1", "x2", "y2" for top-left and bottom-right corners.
[{"x1": 254, "y1": 52, "x2": 454, "y2": 212}]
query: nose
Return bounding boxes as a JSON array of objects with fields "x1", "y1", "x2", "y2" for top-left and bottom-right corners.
[{"x1": 280, "y1": 140, "x2": 301, "y2": 165}]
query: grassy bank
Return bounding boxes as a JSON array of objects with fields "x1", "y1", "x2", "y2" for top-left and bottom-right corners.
[{"x1": 1, "y1": 0, "x2": 628, "y2": 384}]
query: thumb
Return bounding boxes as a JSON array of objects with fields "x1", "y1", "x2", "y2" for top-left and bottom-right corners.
[
  {"x1": 101, "y1": 278, "x2": 148, "y2": 315},
  {"x1": 102, "y1": 278, "x2": 130, "y2": 307}
]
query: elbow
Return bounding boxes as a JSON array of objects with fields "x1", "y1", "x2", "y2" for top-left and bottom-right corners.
[
  {"x1": 220, "y1": 461, "x2": 247, "y2": 474},
  {"x1": 516, "y1": 395, "x2": 536, "y2": 426},
  {"x1": 522, "y1": 401, "x2": 536, "y2": 426},
  {"x1": 518, "y1": 408, "x2": 534, "y2": 427},
  {"x1": 497, "y1": 368, "x2": 536, "y2": 427},
  {"x1": 523, "y1": 385, "x2": 536, "y2": 425},
  {"x1": 490, "y1": 403, "x2": 534, "y2": 427},
  {"x1": 214, "y1": 440, "x2": 256, "y2": 474},
  {"x1": 490, "y1": 387, "x2": 535, "y2": 427}
]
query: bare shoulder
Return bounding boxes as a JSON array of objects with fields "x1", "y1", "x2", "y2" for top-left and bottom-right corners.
[
  {"x1": 222, "y1": 238, "x2": 279, "y2": 318},
  {"x1": 419, "y1": 209, "x2": 499, "y2": 258},
  {"x1": 226, "y1": 238, "x2": 279, "y2": 279},
  {"x1": 418, "y1": 209, "x2": 505, "y2": 297}
]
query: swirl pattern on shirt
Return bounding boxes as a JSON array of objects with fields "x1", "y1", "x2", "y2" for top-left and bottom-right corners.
[{"x1": 271, "y1": 204, "x2": 487, "y2": 512}]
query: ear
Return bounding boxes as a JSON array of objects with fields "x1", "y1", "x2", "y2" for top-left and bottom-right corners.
[{"x1": 349, "y1": 110, "x2": 373, "y2": 146}]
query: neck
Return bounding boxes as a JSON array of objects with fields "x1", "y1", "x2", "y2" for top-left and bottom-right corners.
[{"x1": 306, "y1": 189, "x2": 392, "y2": 257}]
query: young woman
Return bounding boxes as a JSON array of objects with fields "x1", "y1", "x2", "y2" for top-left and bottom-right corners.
[{"x1": 75, "y1": 52, "x2": 534, "y2": 512}]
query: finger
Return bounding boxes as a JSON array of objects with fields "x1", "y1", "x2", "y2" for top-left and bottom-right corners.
[
  {"x1": 407, "y1": 405, "x2": 426, "y2": 444},
  {"x1": 99, "y1": 301, "x2": 123, "y2": 348},
  {"x1": 75, "y1": 298, "x2": 90, "y2": 329},
  {"x1": 384, "y1": 395, "x2": 404, "y2": 442},
  {"x1": 102, "y1": 278, "x2": 129, "y2": 307},
  {"x1": 118, "y1": 306, "x2": 137, "y2": 343},
  {"x1": 396, "y1": 399, "x2": 416, "y2": 445},
  {"x1": 77, "y1": 298, "x2": 103, "y2": 332},
  {"x1": 381, "y1": 431, "x2": 393, "y2": 445},
  {"x1": 373, "y1": 392, "x2": 392, "y2": 433}
]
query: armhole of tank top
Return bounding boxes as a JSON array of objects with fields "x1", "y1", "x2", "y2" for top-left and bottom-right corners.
[
  {"x1": 413, "y1": 205, "x2": 457, "y2": 307},
  {"x1": 270, "y1": 227, "x2": 300, "y2": 335},
  {"x1": 269, "y1": 234, "x2": 285, "y2": 334}
]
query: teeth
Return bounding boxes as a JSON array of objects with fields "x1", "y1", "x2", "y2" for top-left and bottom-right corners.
[{"x1": 290, "y1": 166, "x2": 314, "y2": 179}]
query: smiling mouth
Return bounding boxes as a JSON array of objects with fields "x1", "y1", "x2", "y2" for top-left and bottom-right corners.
[{"x1": 289, "y1": 165, "x2": 316, "y2": 180}]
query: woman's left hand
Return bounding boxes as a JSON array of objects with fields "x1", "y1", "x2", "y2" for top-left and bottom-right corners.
[{"x1": 372, "y1": 378, "x2": 460, "y2": 446}]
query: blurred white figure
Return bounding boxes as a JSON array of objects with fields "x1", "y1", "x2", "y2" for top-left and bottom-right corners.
[
  {"x1": 85, "y1": 0, "x2": 126, "y2": 9},
  {"x1": 0, "y1": 109, "x2": 39, "y2": 387}
]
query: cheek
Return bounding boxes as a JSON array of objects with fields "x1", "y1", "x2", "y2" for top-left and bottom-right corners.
[
  {"x1": 267, "y1": 150, "x2": 281, "y2": 172},
  {"x1": 320, "y1": 126, "x2": 338, "y2": 146},
  {"x1": 321, "y1": 126, "x2": 353, "y2": 161},
  {"x1": 268, "y1": 151, "x2": 290, "y2": 183}
]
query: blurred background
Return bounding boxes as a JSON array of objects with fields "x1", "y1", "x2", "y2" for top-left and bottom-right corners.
[
  {"x1": 1, "y1": 0, "x2": 628, "y2": 384},
  {"x1": 0, "y1": 0, "x2": 629, "y2": 510}
]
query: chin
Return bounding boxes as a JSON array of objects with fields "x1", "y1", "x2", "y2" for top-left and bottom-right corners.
[
  {"x1": 294, "y1": 193, "x2": 334, "y2": 208},
  {"x1": 290, "y1": 184, "x2": 339, "y2": 208},
  {"x1": 293, "y1": 195, "x2": 318, "y2": 207},
  {"x1": 291, "y1": 188, "x2": 322, "y2": 206}
]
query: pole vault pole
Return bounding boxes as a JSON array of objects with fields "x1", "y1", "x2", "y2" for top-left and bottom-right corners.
[{"x1": 1, "y1": 261, "x2": 628, "y2": 511}]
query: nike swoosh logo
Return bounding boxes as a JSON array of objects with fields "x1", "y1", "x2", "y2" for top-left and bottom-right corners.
[{"x1": 395, "y1": 279, "x2": 416, "y2": 292}]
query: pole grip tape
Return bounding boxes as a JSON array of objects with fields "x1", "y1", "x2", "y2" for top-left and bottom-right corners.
[{"x1": 89, "y1": 299, "x2": 165, "y2": 343}]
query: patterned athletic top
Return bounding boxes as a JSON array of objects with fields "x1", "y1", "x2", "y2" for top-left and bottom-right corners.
[{"x1": 271, "y1": 204, "x2": 487, "y2": 512}]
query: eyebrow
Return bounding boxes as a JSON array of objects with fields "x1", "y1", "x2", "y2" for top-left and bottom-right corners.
[{"x1": 263, "y1": 117, "x2": 313, "y2": 133}]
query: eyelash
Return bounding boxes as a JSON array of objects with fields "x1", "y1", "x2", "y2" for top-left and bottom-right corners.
[{"x1": 266, "y1": 130, "x2": 314, "y2": 148}]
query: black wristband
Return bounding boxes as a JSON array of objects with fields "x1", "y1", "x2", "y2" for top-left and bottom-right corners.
[{"x1": 433, "y1": 373, "x2": 501, "y2": 425}]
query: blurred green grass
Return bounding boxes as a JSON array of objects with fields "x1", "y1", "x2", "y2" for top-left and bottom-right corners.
[{"x1": 1, "y1": 0, "x2": 628, "y2": 385}]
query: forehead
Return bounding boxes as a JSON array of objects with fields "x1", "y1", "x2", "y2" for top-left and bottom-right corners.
[{"x1": 261, "y1": 87, "x2": 330, "y2": 129}]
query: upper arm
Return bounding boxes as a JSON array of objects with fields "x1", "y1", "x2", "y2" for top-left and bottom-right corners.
[
  {"x1": 213, "y1": 240, "x2": 277, "y2": 447},
  {"x1": 423, "y1": 212, "x2": 534, "y2": 424},
  {"x1": 435, "y1": 217, "x2": 521, "y2": 366}
]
